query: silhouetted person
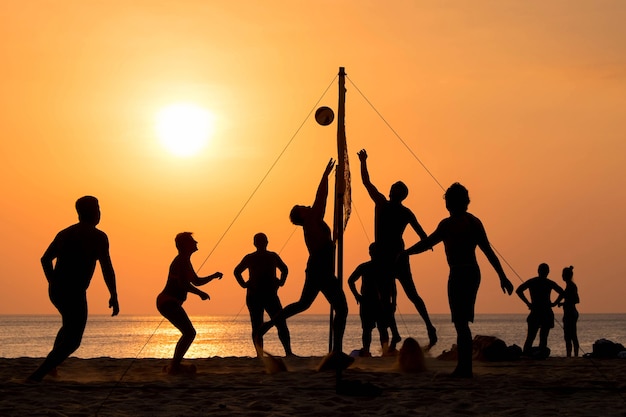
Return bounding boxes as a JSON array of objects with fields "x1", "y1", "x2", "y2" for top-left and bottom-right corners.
[
  {"x1": 259, "y1": 159, "x2": 352, "y2": 368},
  {"x1": 516, "y1": 263, "x2": 564, "y2": 358},
  {"x1": 234, "y1": 232, "x2": 293, "y2": 357},
  {"x1": 403, "y1": 183, "x2": 514, "y2": 377},
  {"x1": 397, "y1": 337, "x2": 426, "y2": 373},
  {"x1": 28, "y1": 196, "x2": 119, "y2": 382},
  {"x1": 348, "y1": 242, "x2": 387, "y2": 356},
  {"x1": 157, "y1": 232, "x2": 222, "y2": 374},
  {"x1": 557, "y1": 265, "x2": 580, "y2": 357},
  {"x1": 358, "y1": 149, "x2": 437, "y2": 349}
]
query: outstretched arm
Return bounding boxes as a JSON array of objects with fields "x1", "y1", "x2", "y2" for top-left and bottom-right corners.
[
  {"x1": 357, "y1": 149, "x2": 385, "y2": 203},
  {"x1": 188, "y1": 284, "x2": 210, "y2": 300},
  {"x1": 192, "y1": 272, "x2": 223, "y2": 286},
  {"x1": 407, "y1": 212, "x2": 429, "y2": 240},
  {"x1": 181, "y1": 258, "x2": 222, "y2": 287},
  {"x1": 311, "y1": 158, "x2": 335, "y2": 217},
  {"x1": 405, "y1": 226, "x2": 442, "y2": 256}
]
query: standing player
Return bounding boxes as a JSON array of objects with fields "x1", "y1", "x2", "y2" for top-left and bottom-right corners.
[
  {"x1": 234, "y1": 232, "x2": 293, "y2": 357},
  {"x1": 403, "y1": 183, "x2": 514, "y2": 377}
]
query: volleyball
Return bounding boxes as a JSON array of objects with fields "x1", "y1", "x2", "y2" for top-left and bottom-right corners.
[{"x1": 315, "y1": 106, "x2": 335, "y2": 126}]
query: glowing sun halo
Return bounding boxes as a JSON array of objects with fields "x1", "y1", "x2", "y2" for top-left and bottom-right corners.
[{"x1": 156, "y1": 103, "x2": 215, "y2": 157}]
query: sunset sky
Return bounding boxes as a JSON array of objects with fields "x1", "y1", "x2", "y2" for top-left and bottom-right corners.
[{"x1": 1, "y1": 1, "x2": 624, "y2": 318}]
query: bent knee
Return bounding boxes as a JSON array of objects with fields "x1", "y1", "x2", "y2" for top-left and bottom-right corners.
[{"x1": 182, "y1": 327, "x2": 197, "y2": 339}]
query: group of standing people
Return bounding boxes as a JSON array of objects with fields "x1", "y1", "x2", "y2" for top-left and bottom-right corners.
[
  {"x1": 28, "y1": 150, "x2": 580, "y2": 382},
  {"x1": 516, "y1": 263, "x2": 580, "y2": 359}
]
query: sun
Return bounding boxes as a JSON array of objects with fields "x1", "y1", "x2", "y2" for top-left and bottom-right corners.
[{"x1": 155, "y1": 103, "x2": 215, "y2": 157}]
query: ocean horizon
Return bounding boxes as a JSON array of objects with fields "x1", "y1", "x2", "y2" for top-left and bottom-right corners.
[{"x1": 2, "y1": 313, "x2": 624, "y2": 359}]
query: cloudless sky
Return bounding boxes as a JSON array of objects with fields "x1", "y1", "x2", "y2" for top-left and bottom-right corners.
[{"x1": 1, "y1": 1, "x2": 625, "y2": 317}]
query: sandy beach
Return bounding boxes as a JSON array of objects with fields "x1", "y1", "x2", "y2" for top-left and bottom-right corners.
[{"x1": 1, "y1": 354, "x2": 624, "y2": 417}]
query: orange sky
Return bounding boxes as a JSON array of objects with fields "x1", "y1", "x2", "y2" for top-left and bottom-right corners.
[{"x1": 1, "y1": 1, "x2": 625, "y2": 317}]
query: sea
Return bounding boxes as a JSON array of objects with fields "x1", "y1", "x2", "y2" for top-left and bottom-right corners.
[{"x1": 1, "y1": 313, "x2": 624, "y2": 359}]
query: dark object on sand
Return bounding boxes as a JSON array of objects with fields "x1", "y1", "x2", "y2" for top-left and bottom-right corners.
[
  {"x1": 437, "y1": 335, "x2": 522, "y2": 361},
  {"x1": 588, "y1": 339, "x2": 626, "y2": 359},
  {"x1": 526, "y1": 346, "x2": 551, "y2": 360}
]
